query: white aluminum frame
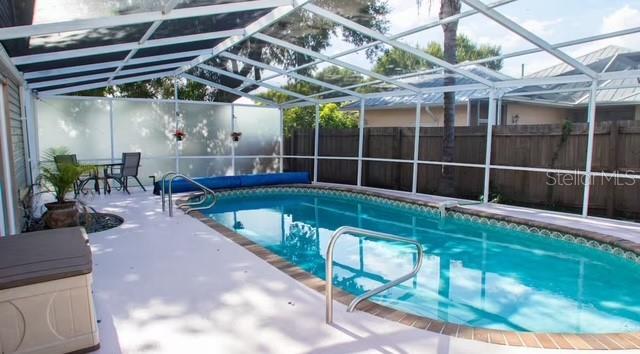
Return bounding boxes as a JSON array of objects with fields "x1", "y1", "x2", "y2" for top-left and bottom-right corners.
[
  {"x1": 461, "y1": 0, "x2": 598, "y2": 79},
  {"x1": 197, "y1": 63, "x2": 318, "y2": 103},
  {"x1": 0, "y1": 0, "x2": 293, "y2": 40},
  {"x1": 0, "y1": 0, "x2": 638, "y2": 221}
]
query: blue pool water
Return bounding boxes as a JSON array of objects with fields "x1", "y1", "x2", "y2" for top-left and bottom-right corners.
[{"x1": 206, "y1": 188, "x2": 640, "y2": 333}]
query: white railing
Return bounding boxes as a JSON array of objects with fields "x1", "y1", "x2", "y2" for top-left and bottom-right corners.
[{"x1": 325, "y1": 226, "x2": 424, "y2": 324}]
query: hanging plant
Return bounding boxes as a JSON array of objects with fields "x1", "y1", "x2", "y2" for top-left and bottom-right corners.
[
  {"x1": 231, "y1": 131, "x2": 242, "y2": 142},
  {"x1": 174, "y1": 130, "x2": 186, "y2": 141}
]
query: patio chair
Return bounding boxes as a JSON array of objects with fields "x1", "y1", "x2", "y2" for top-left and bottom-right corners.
[{"x1": 106, "y1": 152, "x2": 146, "y2": 194}]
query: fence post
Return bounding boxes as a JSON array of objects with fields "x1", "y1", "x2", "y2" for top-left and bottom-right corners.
[
  {"x1": 357, "y1": 100, "x2": 365, "y2": 187},
  {"x1": 581, "y1": 81, "x2": 598, "y2": 217},
  {"x1": 412, "y1": 98, "x2": 421, "y2": 194},
  {"x1": 482, "y1": 90, "x2": 497, "y2": 203},
  {"x1": 313, "y1": 104, "x2": 319, "y2": 183}
]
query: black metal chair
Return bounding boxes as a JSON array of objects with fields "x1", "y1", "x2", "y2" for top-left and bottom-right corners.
[{"x1": 106, "y1": 152, "x2": 146, "y2": 194}]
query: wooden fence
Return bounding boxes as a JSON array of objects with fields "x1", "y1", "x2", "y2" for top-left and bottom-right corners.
[{"x1": 283, "y1": 121, "x2": 640, "y2": 220}]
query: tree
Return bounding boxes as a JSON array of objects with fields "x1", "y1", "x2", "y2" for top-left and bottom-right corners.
[
  {"x1": 373, "y1": 34, "x2": 502, "y2": 75},
  {"x1": 439, "y1": 0, "x2": 460, "y2": 196},
  {"x1": 416, "y1": 0, "x2": 462, "y2": 196},
  {"x1": 282, "y1": 103, "x2": 358, "y2": 136},
  {"x1": 75, "y1": 1, "x2": 390, "y2": 102}
]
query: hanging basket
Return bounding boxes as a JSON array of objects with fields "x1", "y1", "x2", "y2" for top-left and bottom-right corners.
[{"x1": 174, "y1": 130, "x2": 186, "y2": 141}]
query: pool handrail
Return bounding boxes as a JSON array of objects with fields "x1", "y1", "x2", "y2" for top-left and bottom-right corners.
[
  {"x1": 163, "y1": 173, "x2": 217, "y2": 217},
  {"x1": 160, "y1": 171, "x2": 177, "y2": 212},
  {"x1": 325, "y1": 226, "x2": 424, "y2": 325},
  {"x1": 160, "y1": 171, "x2": 213, "y2": 213}
]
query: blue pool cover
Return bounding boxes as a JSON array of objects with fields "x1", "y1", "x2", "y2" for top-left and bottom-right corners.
[{"x1": 153, "y1": 172, "x2": 310, "y2": 195}]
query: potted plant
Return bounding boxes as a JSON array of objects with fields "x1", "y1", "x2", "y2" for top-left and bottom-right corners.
[{"x1": 38, "y1": 147, "x2": 94, "y2": 229}]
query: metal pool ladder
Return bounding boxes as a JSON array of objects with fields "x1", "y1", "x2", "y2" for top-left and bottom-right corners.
[
  {"x1": 160, "y1": 172, "x2": 217, "y2": 217},
  {"x1": 325, "y1": 226, "x2": 424, "y2": 324}
]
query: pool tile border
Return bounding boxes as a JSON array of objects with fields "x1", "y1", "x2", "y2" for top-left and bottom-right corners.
[
  {"x1": 178, "y1": 185, "x2": 640, "y2": 350},
  {"x1": 211, "y1": 184, "x2": 640, "y2": 262}
]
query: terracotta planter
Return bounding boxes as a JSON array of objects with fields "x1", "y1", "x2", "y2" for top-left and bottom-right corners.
[{"x1": 44, "y1": 201, "x2": 80, "y2": 229}]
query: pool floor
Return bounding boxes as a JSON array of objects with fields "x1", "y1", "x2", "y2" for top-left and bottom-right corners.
[{"x1": 206, "y1": 189, "x2": 640, "y2": 335}]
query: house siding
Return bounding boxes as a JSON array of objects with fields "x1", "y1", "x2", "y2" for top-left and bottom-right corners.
[
  {"x1": 364, "y1": 105, "x2": 469, "y2": 127},
  {"x1": 504, "y1": 102, "x2": 568, "y2": 125}
]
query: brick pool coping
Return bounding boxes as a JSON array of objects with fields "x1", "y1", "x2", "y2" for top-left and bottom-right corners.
[{"x1": 177, "y1": 184, "x2": 640, "y2": 350}]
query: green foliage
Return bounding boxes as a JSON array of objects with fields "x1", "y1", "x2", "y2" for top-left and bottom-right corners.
[
  {"x1": 373, "y1": 34, "x2": 502, "y2": 75},
  {"x1": 320, "y1": 103, "x2": 358, "y2": 129},
  {"x1": 283, "y1": 103, "x2": 358, "y2": 135},
  {"x1": 39, "y1": 147, "x2": 94, "y2": 203}
]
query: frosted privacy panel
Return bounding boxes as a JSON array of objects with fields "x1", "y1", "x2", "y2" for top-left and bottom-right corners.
[
  {"x1": 234, "y1": 106, "x2": 280, "y2": 156},
  {"x1": 37, "y1": 98, "x2": 110, "y2": 160},
  {"x1": 138, "y1": 158, "x2": 176, "y2": 185},
  {"x1": 178, "y1": 103, "x2": 232, "y2": 156},
  {"x1": 178, "y1": 158, "x2": 232, "y2": 177},
  {"x1": 112, "y1": 100, "x2": 175, "y2": 157},
  {"x1": 235, "y1": 157, "x2": 279, "y2": 175}
]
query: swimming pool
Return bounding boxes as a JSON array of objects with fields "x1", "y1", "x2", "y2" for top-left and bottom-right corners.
[{"x1": 203, "y1": 187, "x2": 640, "y2": 335}]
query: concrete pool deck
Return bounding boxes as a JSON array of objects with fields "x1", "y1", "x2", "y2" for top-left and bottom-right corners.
[{"x1": 83, "y1": 188, "x2": 640, "y2": 354}]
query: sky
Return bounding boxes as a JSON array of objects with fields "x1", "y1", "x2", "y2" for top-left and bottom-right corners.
[{"x1": 324, "y1": 0, "x2": 640, "y2": 78}]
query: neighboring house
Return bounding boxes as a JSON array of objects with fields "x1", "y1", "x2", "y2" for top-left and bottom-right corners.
[{"x1": 344, "y1": 46, "x2": 640, "y2": 127}]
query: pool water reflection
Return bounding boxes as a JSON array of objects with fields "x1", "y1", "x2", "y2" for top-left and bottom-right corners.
[{"x1": 207, "y1": 190, "x2": 640, "y2": 333}]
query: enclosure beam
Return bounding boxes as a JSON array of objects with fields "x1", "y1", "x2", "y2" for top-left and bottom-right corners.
[
  {"x1": 198, "y1": 63, "x2": 319, "y2": 103},
  {"x1": 107, "y1": 0, "x2": 182, "y2": 84},
  {"x1": 427, "y1": 26, "x2": 640, "y2": 77},
  {"x1": 412, "y1": 98, "x2": 421, "y2": 194},
  {"x1": 221, "y1": 52, "x2": 363, "y2": 98},
  {"x1": 37, "y1": 70, "x2": 177, "y2": 95},
  {"x1": 0, "y1": 0, "x2": 292, "y2": 40},
  {"x1": 0, "y1": 83, "x2": 17, "y2": 235},
  {"x1": 231, "y1": 104, "x2": 236, "y2": 175},
  {"x1": 174, "y1": 1, "x2": 309, "y2": 76},
  {"x1": 24, "y1": 90, "x2": 38, "y2": 184},
  {"x1": 462, "y1": 0, "x2": 598, "y2": 79},
  {"x1": 13, "y1": 29, "x2": 244, "y2": 65},
  {"x1": 280, "y1": 26, "x2": 640, "y2": 103},
  {"x1": 303, "y1": 4, "x2": 494, "y2": 87},
  {"x1": 357, "y1": 100, "x2": 365, "y2": 187},
  {"x1": 255, "y1": 0, "x2": 514, "y2": 87},
  {"x1": 313, "y1": 104, "x2": 320, "y2": 183},
  {"x1": 23, "y1": 49, "x2": 212, "y2": 80},
  {"x1": 181, "y1": 73, "x2": 279, "y2": 107},
  {"x1": 0, "y1": 44, "x2": 24, "y2": 85},
  {"x1": 253, "y1": 33, "x2": 423, "y2": 93},
  {"x1": 581, "y1": 81, "x2": 598, "y2": 217},
  {"x1": 29, "y1": 61, "x2": 192, "y2": 89},
  {"x1": 279, "y1": 108, "x2": 284, "y2": 173},
  {"x1": 482, "y1": 90, "x2": 498, "y2": 203},
  {"x1": 109, "y1": 100, "x2": 115, "y2": 163},
  {"x1": 174, "y1": 80, "x2": 180, "y2": 173}
]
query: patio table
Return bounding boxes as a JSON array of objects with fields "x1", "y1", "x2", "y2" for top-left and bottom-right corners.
[{"x1": 78, "y1": 161, "x2": 122, "y2": 195}]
